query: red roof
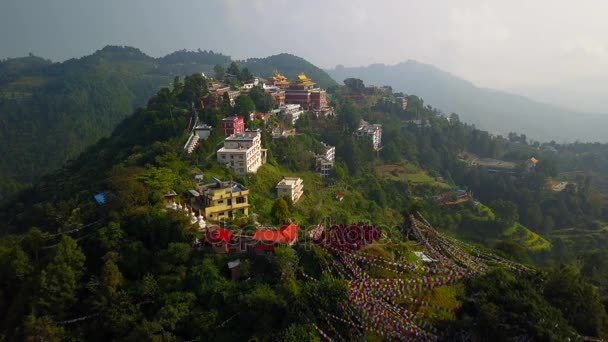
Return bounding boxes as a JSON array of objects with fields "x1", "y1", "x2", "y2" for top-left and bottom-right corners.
[
  {"x1": 206, "y1": 228, "x2": 232, "y2": 243},
  {"x1": 252, "y1": 112, "x2": 265, "y2": 120},
  {"x1": 253, "y1": 223, "x2": 298, "y2": 244}
]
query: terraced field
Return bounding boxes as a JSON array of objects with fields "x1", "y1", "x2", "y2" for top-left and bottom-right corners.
[
  {"x1": 375, "y1": 163, "x2": 450, "y2": 189},
  {"x1": 503, "y1": 223, "x2": 551, "y2": 251}
]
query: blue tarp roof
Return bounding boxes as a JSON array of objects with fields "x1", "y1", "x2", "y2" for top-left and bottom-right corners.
[{"x1": 94, "y1": 192, "x2": 107, "y2": 205}]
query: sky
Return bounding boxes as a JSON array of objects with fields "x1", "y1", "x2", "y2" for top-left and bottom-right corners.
[{"x1": 1, "y1": 0, "x2": 608, "y2": 89}]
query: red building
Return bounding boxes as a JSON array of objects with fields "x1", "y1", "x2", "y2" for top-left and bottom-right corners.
[
  {"x1": 221, "y1": 116, "x2": 245, "y2": 137},
  {"x1": 285, "y1": 73, "x2": 328, "y2": 111},
  {"x1": 253, "y1": 223, "x2": 299, "y2": 251},
  {"x1": 205, "y1": 228, "x2": 232, "y2": 253}
]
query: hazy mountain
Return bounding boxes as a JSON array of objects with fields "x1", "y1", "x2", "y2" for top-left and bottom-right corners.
[
  {"x1": 327, "y1": 61, "x2": 608, "y2": 143},
  {"x1": 508, "y1": 74, "x2": 608, "y2": 113}
]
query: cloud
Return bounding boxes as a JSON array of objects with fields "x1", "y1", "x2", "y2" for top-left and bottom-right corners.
[{"x1": 447, "y1": 5, "x2": 510, "y2": 43}]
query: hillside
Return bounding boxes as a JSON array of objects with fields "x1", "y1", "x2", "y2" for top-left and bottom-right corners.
[
  {"x1": 0, "y1": 46, "x2": 171, "y2": 199},
  {"x1": 242, "y1": 53, "x2": 337, "y2": 89},
  {"x1": 1, "y1": 73, "x2": 606, "y2": 340},
  {"x1": 326, "y1": 61, "x2": 608, "y2": 143},
  {"x1": 0, "y1": 47, "x2": 336, "y2": 201}
]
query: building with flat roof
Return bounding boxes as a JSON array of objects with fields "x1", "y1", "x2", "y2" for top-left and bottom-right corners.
[
  {"x1": 221, "y1": 116, "x2": 245, "y2": 137},
  {"x1": 217, "y1": 130, "x2": 267, "y2": 176},
  {"x1": 193, "y1": 123, "x2": 212, "y2": 140},
  {"x1": 276, "y1": 176, "x2": 304, "y2": 203},
  {"x1": 279, "y1": 104, "x2": 303, "y2": 125},
  {"x1": 355, "y1": 120, "x2": 382, "y2": 151},
  {"x1": 315, "y1": 142, "x2": 335, "y2": 178},
  {"x1": 198, "y1": 178, "x2": 250, "y2": 222}
]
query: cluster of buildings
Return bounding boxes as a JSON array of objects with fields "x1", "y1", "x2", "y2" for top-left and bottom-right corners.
[
  {"x1": 205, "y1": 223, "x2": 299, "y2": 255},
  {"x1": 164, "y1": 174, "x2": 304, "y2": 256},
  {"x1": 355, "y1": 120, "x2": 383, "y2": 151},
  {"x1": 204, "y1": 81, "x2": 241, "y2": 107}
]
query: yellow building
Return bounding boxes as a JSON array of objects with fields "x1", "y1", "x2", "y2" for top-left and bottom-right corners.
[{"x1": 198, "y1": 178, "x2": 249, "y2": 222}]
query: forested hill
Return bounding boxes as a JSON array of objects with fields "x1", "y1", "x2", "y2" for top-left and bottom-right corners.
[
  {"x1": 242, "y1": 53, "x2": 337, "y2": 89},
  {"x1": 326, "y1": 61, "x2": 608, "y2": 143},
  {"x1": 0, "y1": 46, "x2": 171, "y2": 199},
  {"x1": 0, "y1": 47, "x2": 335, "y2": 201},
  {"x1": 1, "y1": 73, "x2": 608, "y2": 340}
]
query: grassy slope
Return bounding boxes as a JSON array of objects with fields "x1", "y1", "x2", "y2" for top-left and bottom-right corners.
[
  {"x1": 375, "y1": 162, "x2": 450, "y2": 189},
  {"x1": 503, "y1": 223, "x2": 552, "y2": 252}
]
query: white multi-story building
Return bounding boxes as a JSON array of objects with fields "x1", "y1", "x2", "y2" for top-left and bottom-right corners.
[
  {"x1": 217, "y1": 130, "x2": 267, "y2": 176},
  {"x1": 276, "y1": 177, "x2": 304, "y2": 203},
  {"x1": 279, "y1": 104, "x2": 303, "y2": 125},
  {"x1": 315, "y1": 142, "x2": 335, "y2": 178},
  {"x1": 355, "y1": 120, "x2": 382, "y2": 151},
  {"x1": 193, "y1": 123, "x2": 212, "y2": 140}
]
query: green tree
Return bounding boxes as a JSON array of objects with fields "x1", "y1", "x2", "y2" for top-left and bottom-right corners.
[
  {"x1": 282, "y1": 324, "x2": 321, "y2": 342},
  {"x1": 226, "y1": 62, "x2": 241, "y2": 79},
  {"x1": 172, "y1": 76, "x2": 183, "y2": 95},
  {"x1": 37, "y1": 236, "x2": 86, "y2": 316},
  {"x1": 249, "y1": 85, "x2": 274, "y2": 112},
  {"x1": 544, "y1": 265, "x2": 608, "y2": 337},
  {"x1": 101, "y1": 252, "x2": 124, "y2": 296},
  {"x1": 179, "y1": 74, "x2": 208, "y2": 104},
  {"x1": 489, "y1": 199, "x2": 519, "y2": 228},
  {"x1": 234, "y1": 94, "x2": 255, "y2": 127},
  {"x1": 343, "y1": 78, "x2": 365, "y2": 94},
  {"x1": 213, "y1": 65, "x2": 226, "y2": 81},
  {"x1": 240, "y1": 67, "x2": 253, "y2": 82},
  {"x1": 97, "y1": 222, "x2": 124, "y2": 251},
  {"x1": 456, "y1": 269, "x2": 577, "y2": 340},
  {"x1": 336, "y1": 98, "x2": 361, "y2": 133},
  {"x1": 273, "y1": 246, "x2": 298, "y2": 280},
  {"x1": 271, "y1": 197, "x2": 291, "y2": 225},
  {"x1": 221, "y1": 92, "x2": 232, "y2": 113},
  {"x1": 22, "y1": 227, "x2": 48, "y2": 262},
  {"x1": 23, "y1": 314, "x2": 64, "y2": 342}
]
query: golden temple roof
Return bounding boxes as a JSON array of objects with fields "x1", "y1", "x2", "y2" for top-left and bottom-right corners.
[
  {"x1": 272, "y1": 71, "x2": 289, "y2": 85},
  {"x1": 292, "y1": 73, "x2": 315, "y2": 87}
]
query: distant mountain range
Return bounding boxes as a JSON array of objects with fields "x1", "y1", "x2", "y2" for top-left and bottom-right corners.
[
  {"x1": 0, "y1": 46, "x2": 335, "y2": 200},
  {"x1": 326, "y1": 61, "x2": 608, "y2": 143}
]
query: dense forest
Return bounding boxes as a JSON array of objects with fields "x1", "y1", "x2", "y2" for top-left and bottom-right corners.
[
  {"x1": 1, "y1": 70, "x2": 608, "y2": 340},
  {"x1": 0, "y1": 47, "x2": 336, "y2": 201}
]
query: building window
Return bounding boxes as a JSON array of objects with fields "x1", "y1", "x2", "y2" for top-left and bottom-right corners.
[
  {"x1": 218, "y1": 200, "x2": 223, "y2": 204},
  {"x1": 237, "y1": 197, "x2": 245, "y2": 204},
  {"x1": 228, "y1": 199, "x2": 232, "y2": 205}
]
